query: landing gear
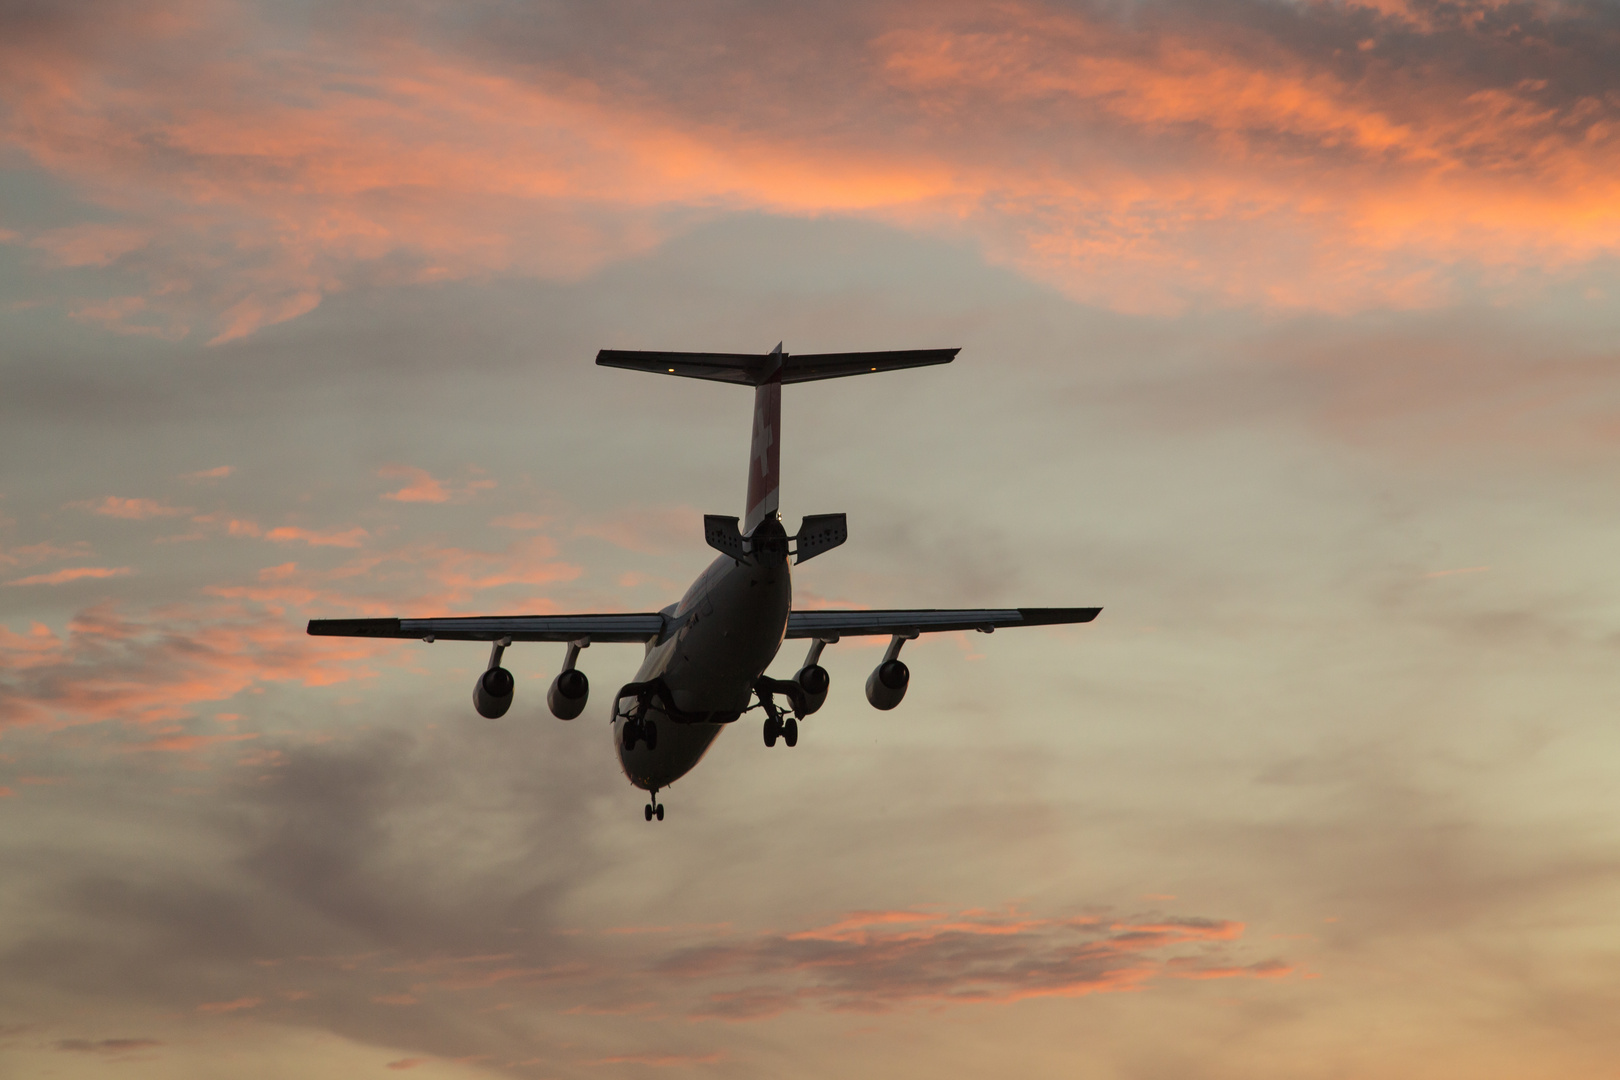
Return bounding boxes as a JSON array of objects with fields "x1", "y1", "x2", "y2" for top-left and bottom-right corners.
[
  {"x1": 762, "y1": 711, "x2": 798, "y2": 748},
  {"x1": 644, "y1": 788, "x2": 664, "y2": 822},
  {"x1": 621, "y1": 717, "x2": 659, "y2": 751}
]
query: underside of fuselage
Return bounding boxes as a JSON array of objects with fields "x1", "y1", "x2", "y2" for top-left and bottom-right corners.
[{"x1": 613, "y1": 519, "x2": 793, "y2": 792}]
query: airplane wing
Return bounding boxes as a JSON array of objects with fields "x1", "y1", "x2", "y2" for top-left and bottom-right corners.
[
  {"x1": 308, "y1": 606, "x2": 1100, "y2": 644},
  {"x1": 785, "y1": 607, "x2": 1100, "y2": 638},
  {"x1": 307, "y1": 614, "x2": 668, "y2": 643}
]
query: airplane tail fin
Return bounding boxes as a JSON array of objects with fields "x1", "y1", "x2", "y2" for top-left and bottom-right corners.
[
  {"x1": 596, "y1": 344, "x2": 959, "y2": 535},
  {"x1": 745, "y1": 345, "x2": 785, "y2": 533}
]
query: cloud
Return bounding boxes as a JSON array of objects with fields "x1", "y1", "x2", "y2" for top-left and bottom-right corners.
[
  {"x1": 591, "y1": 1052, "x2": 726, "y2": 1067},
  {"x1": 658, "y1": 907, "x2": 1283, "y2": 1020},
  {"x1": 185, "y1": 466, "x2": 234, "y2": 481},
  {"x1": 386, "y1": 1059, "x2": 430, "y2": 1070},
  {"x1": 6, "y1": 0, "x2": 1620, "y2": 342},
  {"x1": 264, "y1": 526, "x2": 369, "y2": 549},
  {"x1": 195, "y1": 997, "x2": 262, "y2": 1013},
  {"x1": 379, "y1": 467, "x2": 450, "y2": 504},
  {"x1": 575, "y1": 507, "x2": 699, "y2": 556},
  {"x1": 74, "y1": 496, "x2": 190, "y2": 519},
  {"x1": 4, "y1": 566, "x2": 132, "y2": 587},
  {"x1": 0, "y1": 600, "x2": 385, "y2": 730},
  {"x1": 54, "y1": 1037, "x2": 162, "y2": 1054},
  {"x1": 30, "y1": 224, "x2": 152, "y2": 268},
  {"x1": 379, "y1": 466, "x2": 495, "y2": 504}
]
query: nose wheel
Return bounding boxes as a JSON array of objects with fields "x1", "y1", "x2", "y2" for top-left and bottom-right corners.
[
  {"x1": 644, "y1": 788, "x2": 664, "y2": 822},
  {"x1": 621, "y1": 717, "x2": 658, "y2": 751}
]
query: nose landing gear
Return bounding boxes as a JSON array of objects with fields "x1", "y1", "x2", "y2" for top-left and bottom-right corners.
[
  {"x1": 621, "y1": 717, "x2": 658, "y2": 751},
  {"x1": 644, "y1": 787, "x2": 665, "y2": 822}
]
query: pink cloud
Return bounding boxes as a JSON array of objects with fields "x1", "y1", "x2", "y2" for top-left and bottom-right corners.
[
  {"x1": 380, "y1": 467, "x2": 450, "y2": 504},
  {"x1": 5, "y1": 566, "x2": 132, "y2": 587},
  {"x1": 0, "y1": 599, "x2": 389, "y2": 730},
  {"x1": 76, "y1": 496, "x2": 190, "y2": 520},
  {"x1": 489, "y1": 513, "x2": 549, "y2": 531},
  {"x1": 0, "y1": 541, "x2": 92, "y2": 569},
  {"x1": 3, "y1": 0, "x2": 1618, "y2": 339},
  {"x1": 591, "y1": 1052, "x2": 726, "y2": 1067},
  {"x1": 264, "y1": 526, "x2": 369, "y2": 548},
  {"x1": 29, "y1": 223, "x2": 151, "y2": 267},
  {"x1": 655, "y1": 907, "x2": 1284, "y2": 1019},
  {"x1": 185, "y1": 465, "x2": 234, "y2": 481},
  {"x1": 575, "y1": 507, "x2": 699, "y2": 555},
  {"x1": 196, "y1": 997, "x2": 262, "y2": 1014},
  {"x1": 386, "y1": 1059, "x2": 429, "y2": 1071}
]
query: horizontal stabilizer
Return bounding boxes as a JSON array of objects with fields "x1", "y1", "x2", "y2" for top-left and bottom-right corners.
[
  {"x1": 597, "y1": 347, "x2": 958, "y2": 387},
  {"x1": 704, "y1": 514, "x2": 746, "y2": 561},
  {"x1": 793, "y1": 514, "x2": 847, "y2": 564}
]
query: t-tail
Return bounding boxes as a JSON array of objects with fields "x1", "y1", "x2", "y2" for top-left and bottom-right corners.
[
  {"x1": 744, "y1": 344, "x2": 784, "y2": 534},
  {"x1": 596, "y1": 342, "x2": 960, "y2": 560}
]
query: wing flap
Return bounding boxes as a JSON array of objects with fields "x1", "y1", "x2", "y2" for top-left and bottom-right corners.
[{"x1": 785, "y1": 607, "x2": 1100, "y2": 639}]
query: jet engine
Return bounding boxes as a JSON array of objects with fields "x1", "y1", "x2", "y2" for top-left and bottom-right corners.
[
  {"x1": 865, "y1": 659, "x2": 908, "y2": 710},
  {"x1": 547, "y1": 638, "x2": 591, "y2": 720},
  {"x1": 547, "y1": 668, "x2": 589, "y2": 720},
  {"x1": 474, "y1": 666, "x2": 515, "y2": 718},
  {"x1": 794, "y1": 663, "x2": 830, "y2": 715}
]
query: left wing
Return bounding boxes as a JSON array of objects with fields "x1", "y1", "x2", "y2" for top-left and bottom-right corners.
[
  {"x1": 785, "y1": 607, "x2": 1100, "y2": 639},
  {"x1": 307, "y1": 614, "x2": 669, "y2": 643}
]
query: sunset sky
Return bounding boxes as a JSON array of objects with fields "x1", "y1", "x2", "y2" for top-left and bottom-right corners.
[{"x1": 4, "y1": 1, "x2": 1620, "y2": 1076}]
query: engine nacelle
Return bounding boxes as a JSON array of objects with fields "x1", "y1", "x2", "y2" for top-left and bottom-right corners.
[
  {"x1": 547, "y1": 667, "x2": 589, "y2": 720},
  {"x1": 474, "y1": 666, "x2": 515, "y2": 719},
  {"x1": 865, "y1": 659, "x2": 909, "y2": 710},
  {"x1": 793, "y1": 664, "x2": 830, "y2": 715}
]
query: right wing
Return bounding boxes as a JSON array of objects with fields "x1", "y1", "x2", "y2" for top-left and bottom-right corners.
[
  {"x1": 785, "y1": 607, "x2": 1100, "y2": 639},
  {"x1": 307, "y1": 614, "x2": 669, "y2": 643}
]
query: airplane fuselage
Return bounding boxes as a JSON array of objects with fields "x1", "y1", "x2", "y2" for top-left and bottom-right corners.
[{"x1": 614, "y1": 523, "x2": 792, "y2": 791}]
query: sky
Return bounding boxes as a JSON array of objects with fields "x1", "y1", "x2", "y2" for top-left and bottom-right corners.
[{"x1": 3, "y1": 0, "x2": 1620, "y2": 1076}]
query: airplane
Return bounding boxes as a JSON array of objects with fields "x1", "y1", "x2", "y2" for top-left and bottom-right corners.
[{"x1": 309, "y1": 344, "x2": 1100, "y2": 820}]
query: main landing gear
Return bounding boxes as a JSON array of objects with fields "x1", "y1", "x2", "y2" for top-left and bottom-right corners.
[
  {"x1": 644, "y1": 788, "x2": 665, "y2": 822},
  {"x1": 762, "y1": 713, "x2": 798, "y2": 748}
]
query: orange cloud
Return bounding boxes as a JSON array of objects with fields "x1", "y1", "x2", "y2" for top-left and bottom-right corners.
[
  {"x1": 5, "y1": 566, "x2": 132, "y2": 586},
  {"x1": 575, "y1": 507, "x2": 699, "y2": 556},
  {"x1": 0, "y1": 599, "x2": 388, "y2": 730},
  {"x1": 8, "y1": 0, "x2": 1616, "y2": 338},
  {"x1": 379, "y1": 467, "x2": 450, "y2": 504},
  {"x1": 591, "y1": 1052, "x2": 726, "y2": 1067},
  {"x1": 653, "y1": 906, "x2": 1286, "y2": 1019},
  {"x1": 264, "y1": 526, "x2": 369, "y2": 548},
  {"x1": 196, "y1": 997, "x2": 262, "y2": 1013},
  {"x1": 75, "y1": 496, "x2": 190, "y2": 519}
]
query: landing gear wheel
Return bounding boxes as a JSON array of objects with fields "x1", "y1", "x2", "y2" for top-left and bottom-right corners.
[
  {"x1": 622, "y1": 720, "x2": 636, "y2": 751},
  {"x1": 783, "y1": 716, "x2": 798, "y2": 747},
  {"x1": 644, "y1": 720, "x2": 658, "y2": 751},
  {"x1": 763, "y1": 716, "x2": 780, "y2": 747},
  {"x1": 644, "y1": 803, "x2": 653, "y2": 821},
  {"x1": 655, "y1": 804, "x2": 664, "y2": 821}
]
